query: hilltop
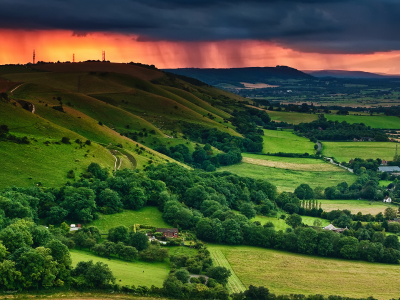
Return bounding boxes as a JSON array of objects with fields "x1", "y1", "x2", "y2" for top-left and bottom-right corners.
[{"x1": 304, "y1": 69, "x2": 400, "y2": 79}]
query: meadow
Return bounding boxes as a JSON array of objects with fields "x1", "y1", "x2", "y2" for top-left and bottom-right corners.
[
  {"x1": 319, "y1": 200, "x2": 396, "y2": 215},
  {"x1": 262, "y1": 129, "x2": 316, "y2": 154},
  {"x1": 218, "y1": 163, "x2": 356, "y2": 192},
  {"x1": 322, "y1": 141, "x2": 397, "y2": 162},
  {"x1": 89, "y1": 206, "x2": 170, "y2": 233},
  {"x1": 326, "y1": 114, "x2": 400, "y2": 129},
  {"x1": 207, "y1": 244, "x2": 400, "y2": 299},
  {"x1": 70, "y1": 249, "x2": 170, "y2": 287}
]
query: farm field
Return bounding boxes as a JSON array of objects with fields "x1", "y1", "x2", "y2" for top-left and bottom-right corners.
[
  {"x1": 89, "y1": 207, "x2": 170, "y2": 234},
  {"x1": 70, "y1": 249, "x2": 169, "y2": 287},
  {"x1": 208, "y1": 244, "x2": 400, "y2": 299},
  {"x1": 322, "y1": 142, "x2": 397, "y2": 162},
  {"x1": 325, "y1": 114, "x2": 400, "y2": 129},
  {"x1": 319, "y1": 200, "x2": 396, "y2": 215},
  {"x1": 218, "y1": 163, "x2": 356, "y2": 192},
  {"x1": 262, "y1": 129, "x2": 316, "y2": 154},
  {"x1": 242, "y1": 154, "x2": 341, "y2": 172},
  {"x1": 264, "y1": 110, "x2": 318, "y2": 124},
  {"x1": 251, "y1": 214, "x2": 330, "y2": 230}
]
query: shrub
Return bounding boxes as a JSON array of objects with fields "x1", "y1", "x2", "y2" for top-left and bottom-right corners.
[{"x1": 61, "y1": 137, "x2": 70, "y2": 144}]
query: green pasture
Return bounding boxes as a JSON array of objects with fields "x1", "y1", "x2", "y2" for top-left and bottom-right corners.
[
  {"x1": 207, "y1": 244, "x2": 400, "y2": 299},
  {"x1": 326, "y1": 114, "x2": 400, "y2": 129},
  {"x1": 218, "y1": 163, "x2": 356, "y2": 192},
  {"x1": 322, "y1": 142, "x2": 397, "y2": 162},
  {"x1": 70, "y1": 249, "x2": 169, "y2": 287},
  {"x1": 251, "y1": 213, "x2": 330, "y2": 230},
  {"x1": 262, "y1": 129, "x2": 315, "y2": 154},
  {"x1": 319, "y1": 200, "x2": 396, "y2": 215},
  {"x1": 89, "y1": 207, "x2": 170, "y2": 234}
]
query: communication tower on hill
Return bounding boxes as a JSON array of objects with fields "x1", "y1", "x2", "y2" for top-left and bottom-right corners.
[
  {"x1": 33, "y1": 50, "x2": 35, "y2": 64},
  {"x1": 73, "y1": 53, "x2": 75, "y2": 63},
  {"x1": 102, "y1": 50, "x2": 105, "y2": 62}
]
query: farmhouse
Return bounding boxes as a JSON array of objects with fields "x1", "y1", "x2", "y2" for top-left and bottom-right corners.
[
  {"x1": 383, "y1": 196, "x2": 392, "y2": 203},
  {"x1": 378, "y1": 166, "x2": 400, "y2": 173},
  {"x1": 323, "y1": 224, "x2": 347, "y2": 233},
  {"x1": 156, "y1": 228, "x2": 178, "y2": 238},
  {"x1": 381, "y1": 160, "x2": 389, "y2": 166}
]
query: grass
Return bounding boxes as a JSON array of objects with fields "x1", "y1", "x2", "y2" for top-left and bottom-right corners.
[
  {"x1": 322, "y1": 142, "x2": 397, "y2": 162},
  {"x1": 218, "y1": 163, "x2": 356, "y2": 192},
  {"x1": 242, "y1": 154, "x2": 342, "y2": 172},
  {"x1": 70, "y1": 249, "x2": 169, "y2": 287},
  {"x1": 89, "y1": 207, "x2": 170, "y2": 234},
  {"x1": 326, "y1": 114, "x2": 400, "y2": 129},
  {"x1": 319, "y1": 200, "x2": 397, "y2": 215},
  {"x1": 207, "y1": 244, "x2": 400, "y2": 299},
  {"x1": 262, "y1": 129, "x2": 315, "y2": 154}
]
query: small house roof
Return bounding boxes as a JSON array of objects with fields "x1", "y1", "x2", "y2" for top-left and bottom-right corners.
[{"x1": 323, "y1": 224, "x2": 336, "y2": 230}]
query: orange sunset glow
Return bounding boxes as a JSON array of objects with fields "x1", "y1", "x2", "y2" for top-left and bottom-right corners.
[{"x1": 1, "y1": 29, "x2": 400, "y2": 74}]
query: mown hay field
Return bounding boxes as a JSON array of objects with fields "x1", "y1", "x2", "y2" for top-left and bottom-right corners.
[
  {"x1": 266, "y1": 110, "x2": 318, "y2": 124},
  {"x1": 207, "y1": 245, "x2": 400, "y2": 299},
  {"x1": 319, "y1": 200, "x2": 396, "y2": 215},
  {"x1": 262, "y1": 129, "x2": 315, "y2": 154},
  {"x1": 251, "y1": 214, "x2": 330, "y2": 231},
  {"x1": 89, "y1": 207, "x2": 170, "y2": 234},
  {"x1": 242, "y1": 153, "x2": 324, "y2": 164},
  {"x1": 218, "y1": 163, "x2": 356, "y2": 192},
  {"x1": 322, "y1": 142, "x2": 397, "y2": 162},
  {"x1": 241, "y1": 156, "x2": 342, "y2": 172}
]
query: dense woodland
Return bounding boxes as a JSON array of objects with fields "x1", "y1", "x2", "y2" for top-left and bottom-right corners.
[{"x1": 294, "y1": 115, "x2": 389, "y2": 141}]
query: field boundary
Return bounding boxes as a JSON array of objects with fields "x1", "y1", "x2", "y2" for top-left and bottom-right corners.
[{"x1": 210, "y1": 249, "x2": 246, "y2": 293}]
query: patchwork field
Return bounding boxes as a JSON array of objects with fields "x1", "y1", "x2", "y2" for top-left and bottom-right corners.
[
  {"x1": 319, "y1": 200, "x2": 396, "y2": 215},
  {"x1": 263, "y1": 110, "x2": 318, "y2": 124},
  {"x1": 89, "y1": 206, "x2": 170, "y2": 233},
  {"x1": 242, "y1": 153, "x2": 324, "y2": 164},
  {"x1": 70, "y1": 249, "x2": 169, "y2": 287},
  {"x1": 262, "y1": 129, "x2": 315, "y2": 154},
  {"x1": 326, "y1": 114, "x2": 400, "y2": 129},
  {"x1": 208, "y1": 245, "x2": 400, "y2": 299},
  {"x1": 219, "y1": 163, "x2": 356, "y2": 192},
  {"x1": 322, "y1": 142, "x2": 397, "y2": 162},
  {"x1": 242, "y1": 154, "x2": 341, "y2": 172}
]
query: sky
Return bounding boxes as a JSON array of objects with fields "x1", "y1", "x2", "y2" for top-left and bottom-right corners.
[{"x1": 1, "y1": 0, "x2": 400, "y2": 73}]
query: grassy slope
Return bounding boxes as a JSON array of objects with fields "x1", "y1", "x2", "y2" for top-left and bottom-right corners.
[
  {"x1": 70, "y1": 249, "x2": 169, "y2": 287},
  {"x1": 89, "y1": 207, "x2": 170, "y2": 234},
  {"x1": 0, "y1": 102, "x2": 114, "y2": 189},
  {"x1": 326, "y1": 114, "x2": 400, "y2": 129},
  {"x1": 218, "y1": 163, "x2": 356, "y2": 192},
  {"x1": 319, "y1": 200, "x2": 396, "y2": 215},
  {"x1": 262, "y1": 129, "x2": 315, "y2": 154},
  {"x1": 208, "y1": 244, "x2": 400, "y2": 300},
  {"x1": 322, "y1": 141, "x2": 397, "y2": 162}
]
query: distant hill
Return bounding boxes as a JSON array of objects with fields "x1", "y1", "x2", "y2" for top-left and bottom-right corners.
[
  {"x1": 163, "y1": 66, "x2": 314, "y2": 87},
  {"x1": 304, "y1": 70, "x2": 400, "y2": 79}
]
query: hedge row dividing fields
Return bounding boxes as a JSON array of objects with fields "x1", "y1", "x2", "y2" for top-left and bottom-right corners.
[{"x1": 210, "y1": 249, "x2": 246, "y2": 293}]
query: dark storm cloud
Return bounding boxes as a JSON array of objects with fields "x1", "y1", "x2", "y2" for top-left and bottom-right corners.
[{"x1": 0, "y1": 0, "x2": 400, "y2": 54}]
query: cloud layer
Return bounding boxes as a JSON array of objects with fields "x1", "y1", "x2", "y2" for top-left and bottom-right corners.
[{"x1": 0, "y1": 0, "x2": 399, "y2": 54}]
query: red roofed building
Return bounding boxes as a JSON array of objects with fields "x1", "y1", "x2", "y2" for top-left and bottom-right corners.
[{"x1": 156, "y1": 228, "x2": 178, "y2": 238}]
